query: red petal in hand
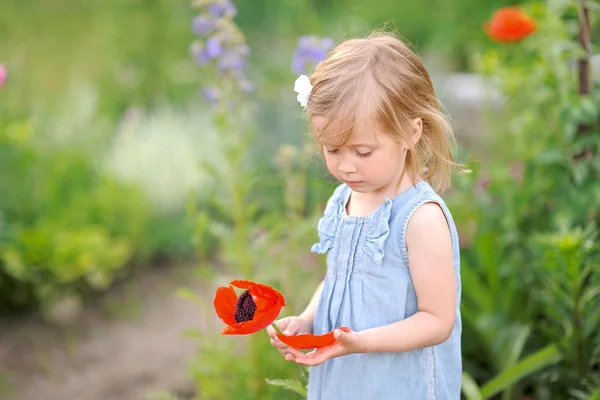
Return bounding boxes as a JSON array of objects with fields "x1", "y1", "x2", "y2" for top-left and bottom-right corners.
[{"x1": 276, "y1": 327, "x2": 351, "y2": 349}]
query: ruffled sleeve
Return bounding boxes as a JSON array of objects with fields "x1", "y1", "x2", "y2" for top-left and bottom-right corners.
[
  {"x1": 310, "y1": 184, "x2": 347, "y2": 254},
  {"x1": 364, "y1": 197, "x2": 393, "y2": 265}
]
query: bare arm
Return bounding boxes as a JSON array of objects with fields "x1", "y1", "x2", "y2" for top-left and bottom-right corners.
[{"x1": 359, "y1": 202, "x2": 457, "y2": 353}]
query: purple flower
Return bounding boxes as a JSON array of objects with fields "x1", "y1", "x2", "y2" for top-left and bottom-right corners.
[
  {"x1": 292, "y1": 56, "x2": 305, "y2": 76},
  {"x1": 190, "y1": 0, "x2": 253, "y2": 99},
  {"x1": 190, "y1": 42, "x2": 211, "y2": 65},
  {"x1": 205, "y1": 37, "x2": 223, "y2": 58},
  {"x1": 291, "y1": 35, "x2": 334, "y2": 75},
  {"x1": 192, "y1": 14, "x2": 216, "y2": 37},
  {"x1": 217, "y1": 54, "x2": 245, "y2": 71},
  {"x1": 208, "y1": 0, "x2": 236, "y2": 18},
  {"x1": 203, "y1": 87, "x2": 221, "y2": 103},
  {"x1": 321, "y1": 37, "x2": 334, "y2": 50},
  {"x1": 216, "y1": 45, "x2": 249, "y2": 72},
  {"x1": 195, "y1": 51, "x2": 210, "y2": 65}
]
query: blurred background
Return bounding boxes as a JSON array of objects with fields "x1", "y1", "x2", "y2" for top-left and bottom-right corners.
[{"x1": 0, "y1": 0, "x2": 598, "y2": 399}]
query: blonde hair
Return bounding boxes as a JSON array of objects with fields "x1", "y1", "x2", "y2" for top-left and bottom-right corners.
[{"x1": 306, "y1": 29, "x2": 462, "y2": 192}]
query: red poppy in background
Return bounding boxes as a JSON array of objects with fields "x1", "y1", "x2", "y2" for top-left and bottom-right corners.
[
  {"x1": 276, "y1": 327, "x2": 351, "y2": 349},
  {"x1": 214, "y1": 279, "x2": 285, "y2": 335},
  {"x1": 484, "y1": 7, "x2": 536, "y2": 43},
  {"x1": 0, "y1": 64, "x2": 7, "y2": 87}
]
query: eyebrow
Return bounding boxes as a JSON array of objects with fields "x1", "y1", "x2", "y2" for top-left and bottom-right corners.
[
  {"x1": 347, "y1": 142, "x2": 378, "y2": 147},
  {"x1": 324, "y1": 142, "x2": 377, "y2": 148}
]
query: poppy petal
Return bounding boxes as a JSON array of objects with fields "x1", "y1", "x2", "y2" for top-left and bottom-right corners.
[
  {"x1": 276, "y1": 327, "x2": 351, "y2": 349},
  {"x1": 220, "y1": 299, "x2": 285, "y2": 335},
  {"x1": 221, "y1": 324, "x2": 242, "y2": 335},
  {"x1": 230, "y1": 279, "x2": 254, "y2": 289},
  {"x1": 232, "y1": 279, "x2": 286, "y2": 307},
  {"x1": 252, "y1": 291, "x2": 276, "y2": 312},
  {"x1": 221, "y1": 318, "x2": 271, "y2": 335},
  {"x1": 213, "y1": 285, "x2": 238, "y2": 326},
  {"x1": 220, "y1": 300, "x2": 285, "y2": 335},
  {"x1": 245, "y1": 301, "x2": 284, "y2": 331}
]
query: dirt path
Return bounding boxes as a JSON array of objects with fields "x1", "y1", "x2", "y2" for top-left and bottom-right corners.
[{"x1": 0, "y1": 264, "x2": 213, "y2": 400}]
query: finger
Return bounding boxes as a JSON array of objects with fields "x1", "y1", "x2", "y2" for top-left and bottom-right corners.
[
  {"x1": 282, "y1": 321, "x2": 304, "y2": 336},
  {"x1": 333, "y1": 328, "x2": 352, "y2": 344},
  {"x1": 297, "y1": 346, "x2": 333, "y2": 366},
  {"x1": 333, "y1": 329, "x2": 359, "y2": 351},
  {"x1": 285, "y1": 353, "x2": 296, "y2": 362},
  {"x1": 287, "y1": 347, "x2": 310, "y2": 359},
  {"x1": 267, "y1": 318, "x2": 288, "y2": 336},
  {"x1": 294, "y1": 352, "x2": 326, "y2": 366},
  {"x1": 278, "y1": 348, "x2": 291, "y2": 356},
  {"x1": 275, "y1": 317, "x2": 291, "y2": 332},
  {"x1": 270, "y1": 337, "x2": 289, "y2": 349}
]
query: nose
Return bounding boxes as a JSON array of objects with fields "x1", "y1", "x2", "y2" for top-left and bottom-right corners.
[{"x1": 337, "y1": 159, "x2": 357, "y2": 174}]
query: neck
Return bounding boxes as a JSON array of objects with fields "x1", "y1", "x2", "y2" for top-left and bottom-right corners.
[
  {"x1": 346, "y1": 172, "x2": 419, "y2": 217},
  {"x1": 373, "y1": 171, "x2": 417, "y2": 199}
]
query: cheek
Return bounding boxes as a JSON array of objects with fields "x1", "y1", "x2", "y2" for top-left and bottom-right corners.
[
  {"x1": 324, "y1": 156, "x2": 337, "y2": 173},
  {"x1": 370, "y1": 152, "x2": 403, "y2": 176}
]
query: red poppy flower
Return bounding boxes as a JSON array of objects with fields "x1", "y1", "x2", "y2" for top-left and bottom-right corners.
[
  {"x1": 484, "y1": 7, "x2": 536, "y2": 43},
  {"x1": 276, "y1": 327, "x2": 351, "y2": 349},
  {"x1": 214, "y1": 279, "x2": 285, "y2": 335}
]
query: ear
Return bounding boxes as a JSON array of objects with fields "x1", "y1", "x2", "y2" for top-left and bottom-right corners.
[
  {"x1": 410, "y1": 118, "x2": 423, "y2": 145},
  {"x1": 403, "y1": 118, "x2": 422, "y2": 152}
]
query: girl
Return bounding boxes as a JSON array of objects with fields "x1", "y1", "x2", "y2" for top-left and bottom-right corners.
[{"x1": 267, "y1": 30, "x2": 462, "y2": 399}]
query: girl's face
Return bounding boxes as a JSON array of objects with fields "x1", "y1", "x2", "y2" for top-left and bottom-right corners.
[{"x1": 313, "y1": 115, "x2": 417, "y2": 195}]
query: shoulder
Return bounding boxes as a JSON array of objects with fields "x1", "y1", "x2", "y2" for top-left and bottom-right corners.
[
  {"x1": 408, "y1": 201, "x2": 448, "y2": 230},
  {"x1": 405, "y1": 201, "x2": 452, "y2": 249}
]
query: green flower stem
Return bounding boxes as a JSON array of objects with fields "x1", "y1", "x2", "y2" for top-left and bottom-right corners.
[{"x1": 270, "y1": 322, "x2": 284, "y2": 335}]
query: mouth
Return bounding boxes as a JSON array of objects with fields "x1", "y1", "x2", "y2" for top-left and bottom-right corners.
[{"x1": 344, "y1": 180, "x2": 363, "y2": 186}]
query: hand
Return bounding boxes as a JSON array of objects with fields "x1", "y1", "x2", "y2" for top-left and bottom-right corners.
[
  {"x1": 285, "y1": 328, "x2": 365, "y2": 366},
  {"x1": 266, "y1": 316, "x2": 312, "y2": 357}
]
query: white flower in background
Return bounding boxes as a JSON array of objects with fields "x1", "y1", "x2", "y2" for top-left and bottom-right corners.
[{"x1": 104, "y1": 107, "x2": 226, "y2": 214}]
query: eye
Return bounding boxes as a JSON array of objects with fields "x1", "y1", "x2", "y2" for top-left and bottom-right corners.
[
  {"x1": 356, "y1": 151, "x2": 372, "y2": 158},
  {"x1": 325, "y1": 148, "x2": 339, "y2": 154}
]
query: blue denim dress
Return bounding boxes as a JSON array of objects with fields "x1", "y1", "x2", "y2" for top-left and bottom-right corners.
[{"x1": 307, "y1": 182, "x2": 462, "y2": 399}]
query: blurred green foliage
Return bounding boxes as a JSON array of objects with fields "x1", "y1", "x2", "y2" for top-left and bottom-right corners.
[
  {"x1": 1, "y1": 0, "x2": 599, "y2": 398},
  {"x1": 177, "y1": 1, "x2": 600, "y2": 400},
  {"x1": 450, "y1": 2, "x2": 600, "y2": 398}
]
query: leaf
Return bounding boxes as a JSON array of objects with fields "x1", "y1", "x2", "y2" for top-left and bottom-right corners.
[
  {"x1": 587, "y1": 388, "x2": 600, "y2": 400},
  {"x1": 583, "y1": 304, "x2": 600, "y2": 337},
  {"x1": 461, "y1": 261, "x2": 494, "y2": 313},
  {"x1": 534, "y1": 150, "x2": 566, "y2": 165},
  {"x1": 265, "y1": 378, "x2": 307, "y2": 396},
  {"x1": 577, "y1": 97, "x2": 599, "y2": 125},
  {"x1": 573, "y1": 163, "x2": 590, "y2": 186},
  {"x1": 461, "y1": 372, "x2": 484, "y2": 400},
  {"x1": 506, "y1": 325, "x2": 532, "y2": 367},
  {"x1": 581, "y1": 284, "x2": 600, "y2": 305},
  {"x1": 481, "y1": 344, "x2": 563, "y2": 398}
]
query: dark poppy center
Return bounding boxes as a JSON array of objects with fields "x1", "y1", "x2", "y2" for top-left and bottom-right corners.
[{"x1": 234, "y1": 290, "x2": 257, "y2": 323}]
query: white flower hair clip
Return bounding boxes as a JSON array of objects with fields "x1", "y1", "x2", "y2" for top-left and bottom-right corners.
[{"x1": 294, "y1": 74, "x2": 312, "y2": 110}]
